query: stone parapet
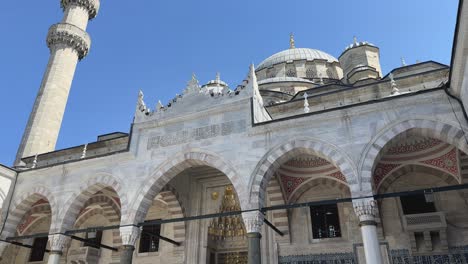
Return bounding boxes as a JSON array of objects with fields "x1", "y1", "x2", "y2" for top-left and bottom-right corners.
[
  {"x1": 60, "y1": 0, "x2": 100, "y2": 20},
  {"x1": 47, "y1": 23, "x2": 91, "y2": 60}
]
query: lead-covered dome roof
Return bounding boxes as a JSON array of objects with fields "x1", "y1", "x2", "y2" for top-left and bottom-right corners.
[{"x1": 257, "y1": 48, "x2": 338, "y2": 71}]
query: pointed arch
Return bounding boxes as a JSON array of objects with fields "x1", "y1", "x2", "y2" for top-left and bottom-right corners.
[
  {"x1": 249, "y1": 138, "x2": 358, "y2": 209},
  {"x1": 51, "y1": 173, "x2": 128, "y2": 233},
  {"x1": 1, "y1": 186, "x2": 56, "y2": 239},
  {"x1": 18, "y1": 203, "x2": 51, "y2": 235},
  {"x1": 288, "y1": 177, "x2": 350, "y2": 204},
  {"x1": 158, "y1": 185, "x2": 186, "y2": 249},
  {"x1": 75, "y1": 194, "x2": 121, "y2": 227},
  {"x1": 123, "y1": 150, "x2": 247, "y2": 225},
  {"x1": 266, "y1": 175, "x2": 290, "y2": 243},
  {"x1": 360, "y1": 119, "x2": 468, "y2": 194},
  {"x1": 377, "y1": 164, "x2": 459, "y2": 194}
]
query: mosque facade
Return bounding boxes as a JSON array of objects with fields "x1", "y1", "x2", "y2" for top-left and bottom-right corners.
[{"x1": 2, "y1": 1, "x2": 468, "y2": 264}]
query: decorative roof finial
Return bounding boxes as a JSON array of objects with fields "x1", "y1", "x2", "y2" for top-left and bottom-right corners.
[
  {"x1": 353, "y1": 36, "x2": 357, "y2": 45},
  {"x1": 319, "y1": 73, "x2": 324, "y2": 85},
  {"x1": 156, "y1": 100, "x2": 164, "y2": 112},
  {"x1": 401, "y1": 57, "x2": 407, "y2": 66},
  {"x1": 32, "y1": 153, "x2": 38, "y2": 169},
  {"x1": 249, "y1": 63, "x2": 263, "y2": 107},
  {"x1": 303, "y1": 92, "x2": 310, "y2": 113},
  {"x1": 216, "y1": 72, "x2": 221, "y2": 82},
  {"x1": 289, "y1": 33, "x2": 295, "y2": 49},
  {"x1": 81, "y1": 143, "x2": 88, "y2": 159},
  {"x1": 389, "y1": 73, "x2": 400, "y2": 95},
  {"x1": 137, "y1": 90, "x2": 147, "y2": 113},
  {"x1": 184, "y1": 73, "x2": 200, "y2": 95}
]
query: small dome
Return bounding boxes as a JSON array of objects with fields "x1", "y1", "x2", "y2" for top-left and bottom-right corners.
[
  {"x1": 257, "y1": 48, "x2": 338, "y2": 71},
  {"x1": 201, "y1": 73, "x2": 229, "y2": 94}
]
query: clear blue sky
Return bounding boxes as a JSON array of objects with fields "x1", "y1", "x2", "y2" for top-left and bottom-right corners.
[{"x1": 0, "y1": 0, "x2": 458, "y2": 166}]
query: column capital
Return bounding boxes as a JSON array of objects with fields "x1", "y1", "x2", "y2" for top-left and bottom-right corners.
[
  {"x1": 60, "y1": 0, "x2": 100, "y2": 20},
  {"x1": 48, "y1": 234, "x2": 70, "y2": 253},
  {"x1": 353, "y1": 199, "x2": 378, "y2": 224},
  {"x1": 242, "y1": 211, "x2": 264, "y2": 234},
  {"x1": 47, "y1": 23, "x2": 91, "y2": 60},
  {"x1": 119, "y1": 226, "x2": 141, "y2": 246}
]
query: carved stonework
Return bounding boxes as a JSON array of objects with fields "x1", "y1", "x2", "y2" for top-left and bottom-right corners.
[
  {"x1": 147, "y1": 120, "x2": 246, "y2": 149},
  {"x1": 353, "y1": 199, "x2": 378, "y2": 224},
  {"x1": 184, "y1": 73, "x2": 200, "y2": 95},
  {"x1": 60, "y1": 0, "x2": 100, "y2": 20},
  {"x1": 48, "y1": 234, "x2": 71, "y2": 252},
  {"x1": 279, "y1": 252, "x2": 356, "y2": 264},
  {"x1": 119, "y1": 226, "x2": 141, "y2": 246},
  {"x1": 242, "y1": 211, "x2": 264, "y2": 234},
  {"x1": 47, "y1": 23, "x2": 91, "y2": 60}
]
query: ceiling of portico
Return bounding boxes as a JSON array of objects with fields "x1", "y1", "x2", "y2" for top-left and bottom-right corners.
[{"x1": 373, "y1": 135, "x2": 460, "y2": 191}]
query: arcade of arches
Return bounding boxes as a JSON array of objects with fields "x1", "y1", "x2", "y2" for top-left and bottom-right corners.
[
  {"x1": 6, "y1": 0, "x2": 468, "y2": 263},
  {"x1": 2, "y1": 130, "x2": 468, "y2": 264}
]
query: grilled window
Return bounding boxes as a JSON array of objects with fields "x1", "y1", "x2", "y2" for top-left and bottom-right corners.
[
  {"x1": 310, "y1": 204, "x2": 341, "y2": 239},
  {"x1": 139, "y1": 221, "x2": 161, "y2": 253}
]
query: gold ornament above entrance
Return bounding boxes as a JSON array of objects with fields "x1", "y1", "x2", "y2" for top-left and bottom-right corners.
[{"x1": 207, "y1": 185, "x2": 247, "y2": 264}]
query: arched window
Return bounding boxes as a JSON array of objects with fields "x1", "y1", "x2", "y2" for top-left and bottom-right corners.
[
  {"x1": 326, "y1": 68, "x2": 337, "y2": 79},
  {"x1": 286, "y1": 67, "x2": 297, "y2": 77},
  {"x1": 306, "y1": 67, "x2": 316, "y2": 79},
  {"x1": 266, "y1": 68, "x2": 275, "y2": 78}
]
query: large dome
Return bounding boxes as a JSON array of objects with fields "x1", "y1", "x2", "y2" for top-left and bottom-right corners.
[{"x1": 257, "y1": 48, "x2": 338, "y2": 71}]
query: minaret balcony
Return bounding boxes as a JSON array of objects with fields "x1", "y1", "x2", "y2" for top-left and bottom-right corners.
[
  {"x1": 60, "y1": 0, "x2": 100, "y2": 20},
  {"x1": 47, "y1": 23, "x2": 91, "y2": 60}
]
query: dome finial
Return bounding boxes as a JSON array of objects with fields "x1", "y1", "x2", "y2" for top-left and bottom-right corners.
[
  {"x1": 289, "y1": 33, "x2": 295, "y2": 49},
  {"x1": 216, "y1": 72, "x2": 221, "y2": 82},
  {"x1": 353, "y1": 36, "x2": 358, "y2": 45}
]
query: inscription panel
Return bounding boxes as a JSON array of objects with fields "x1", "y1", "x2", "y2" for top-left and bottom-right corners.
[{"x1": 147, "y1": 120, "x2": 246, "y2": 149}]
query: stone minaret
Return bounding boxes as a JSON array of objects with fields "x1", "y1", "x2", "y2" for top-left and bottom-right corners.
[{"x1": 15, "y1": 0, "x2": 100, "y2": 166}]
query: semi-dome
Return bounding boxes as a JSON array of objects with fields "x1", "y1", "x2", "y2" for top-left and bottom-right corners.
[{"x1": 257, "y1": 48, "x2": 339, "y2": 71}]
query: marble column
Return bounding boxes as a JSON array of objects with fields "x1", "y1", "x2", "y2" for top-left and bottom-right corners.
[
  {"x1": 0, "y1": 241, "x2": 8, "y2": 261},
  {"x1": 242, "y1": 211, "x2": 264, "y2": 264},
  {"x1": 353, "y1": 199, "x2": 384, "y2": 264},
  {"x1": 47, "y1": 234, "x2": 70, "y2": 264},
  {"x1": 119, "y1": 226, "x2": 141, "y2": 264}
]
